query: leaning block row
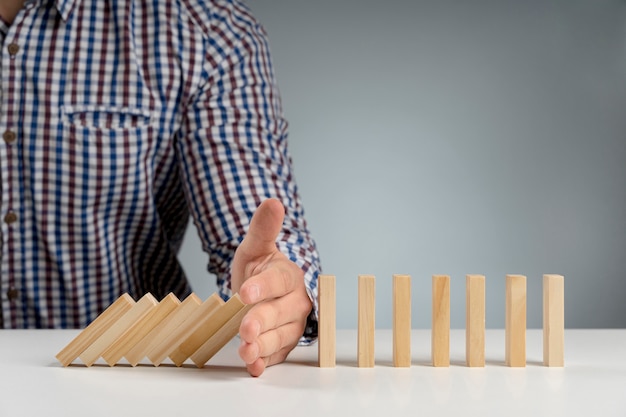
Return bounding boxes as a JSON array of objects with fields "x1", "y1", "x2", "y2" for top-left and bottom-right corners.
[
  {"x1": 56, "y1": 292, "x2": 251, "y2": 367},
  {"x1": 318, "y1": 274, "x2": 565, "y2": 368}
]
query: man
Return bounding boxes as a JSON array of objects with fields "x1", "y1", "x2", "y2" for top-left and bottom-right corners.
[{"x1": 0, "y1": 0, "x2": 321, "y2": 377}]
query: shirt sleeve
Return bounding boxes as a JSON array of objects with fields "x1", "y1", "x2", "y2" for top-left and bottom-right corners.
[{"x1": 175, "y1": 1, "x2": 321, "y2": 344}]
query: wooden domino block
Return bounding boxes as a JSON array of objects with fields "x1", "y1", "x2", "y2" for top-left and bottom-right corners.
[
  {"x1": 79, "y1": 293, "x2": 158, "y2": 366},
  {"x1": 168, "y1": 294, "x2": 242, "y2": 367},
  {"x1": 147, "y1": 293, "x2": 223, "y2": 366},
  {"x1": 466, "y1": 274, "x2": 485, "y2": 367},
  {"x1": 357, "y1": 274, "x2": 375, "y2": 368},
  {"x1": 124, "y1": 293, "x2": 200, "y2": 366},
  {"x1": 393, "y1": 274, "x2": 411, "y2": 367},
  {"x1": 101, "y1": 294, "x2": 180, "y2": 366},
  {"x1": 505, "y1": 274, "x2": 526, "y2": 367},
  {"x1": 543, "y1": 274, "x2": 564, "y2": 367},
  {"x1": 56, "y1": 293, "x2": 134, "y2": 366},
  {"x1": 432, "y1": 274, "x2": 450, "y2": 367},
  {"x1": 318, "y1": 274, "x2": 336, "y2": 368},
  {"x1": 190, "y1": 295, "x2": 252, "y2": 367}
]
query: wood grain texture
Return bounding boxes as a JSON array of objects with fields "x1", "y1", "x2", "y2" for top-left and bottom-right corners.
[
  {"x1": 168, "y1": 294, "x2": 243, "y2": 367},
  {"x1": 466, "y1": 274, "x2": 485, "y2": 367},
  {"x1": 79, "y1": 293, "x2": 158, "y2": 367},
  {"x1": 55, "y1": 293, "x2": 134, "y2": 366},
  {"x1": 432, "y1": 275, "x2": 450, "y2": 367},
  {"x1": 190, "y1": 296, "x2": 252, "y2": 368},
  {"x1": 358, "y1": 274, "x2": 375, "y2": 368},
  {"x1": 318, "y1": 274, "x2": 336, "y2": 368},
  {"x1": 124, "y1": 294, "x2": 198, "y2": 366},
  {"x1": 99, "y1": 293, "x2": 181, "y2": 365},
  {"x1": 146, "y1": 293, "x2": 224, "y2": 366},
  {"x1": 393, "y1": 274, "x2": 411, "y2": 367},
  {"x1": 543, "y1": 274, "x2": 564, "y2": 367},
  {"x1": 506, "y1": 274, "x2": 527, "y2": 367}
]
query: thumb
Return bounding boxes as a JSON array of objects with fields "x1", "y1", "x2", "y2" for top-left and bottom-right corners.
[{"x1": 240, "y1": 198, "x2": 285, "y2": 256}]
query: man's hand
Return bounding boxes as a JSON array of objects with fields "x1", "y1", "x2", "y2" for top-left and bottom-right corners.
[{"x1": 231, "y1": 198, "x2": 312, "y2": 377}]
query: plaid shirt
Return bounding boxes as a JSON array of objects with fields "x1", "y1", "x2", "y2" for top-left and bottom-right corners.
[{"x1": 0, "y1": 0, "x2": 320, "y2": 339}]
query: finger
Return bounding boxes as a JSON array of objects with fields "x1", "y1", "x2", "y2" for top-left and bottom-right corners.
[
  {"x1": 239, "y1": 293, "x2": 310, "y2": 343},
  {"x1": 239, "y1": 321, "x2": 304, "y2": 364},
  {"x1": 239, "y1": 198, "x2": 285, "y2": 256},
  {"x1": 239, "y1": 261, "x2": 304, "y2": 305},
  {"x1": 245, "y1": 346, "x2": 292, "y2": 377},
  {"x1": 246, "y1": 357, "x2": 267, "y2": 377}
]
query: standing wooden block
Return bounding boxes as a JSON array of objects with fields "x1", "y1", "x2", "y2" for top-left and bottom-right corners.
[
  {"x1": 79, "y1": 293, "x2": 158, "y2": 367},
  {"x1": 505, "y1": 274, "x2": 527, "y2": 367},
  {"x1": 393, "y1": 274, "x2": 411, "y2": 367},
  {"x1": 190, "y1": 295, "x2": 252, "y2": 368},
  {"x1": 466, "y1": 274, "x2": 485, "y2": 367},
  {"x1": 104, "y1": 293, "x2": 180, "y2": 365},
  {"x1": 432, "y1": 275, "x2": 450, "y2": 367},
  {"x1": 56, "y1": 293, "x2": 135, "y2": 366},
  {"x1": 357, "y1": 274, "x2": 375, "y2": 368},
  {"x1": 147, "y1": 293, "x2": 223, "y2": 366},
  {"x1": 124, "y1": 293, "x2": 199, "y2": 366},
  {"x1": 543, "y1": 274, "x2": 564, "y2": 367},
  {"x1": 318, "y1": 274, "x2": 336, "y2": 368},
  {"x1": 169, "y1": 294, "x2": 240, "y2": 367}
]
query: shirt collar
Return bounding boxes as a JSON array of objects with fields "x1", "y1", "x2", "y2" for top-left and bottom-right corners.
[
  {"x1": 24, "y1": 0, "x2": 80, "y2": 22},
  {"x1": 53, "y1": 0, "x2": 80, "y2": 21}
]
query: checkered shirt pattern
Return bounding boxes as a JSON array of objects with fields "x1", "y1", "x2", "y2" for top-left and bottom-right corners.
[{"x1": 0, "y1": 0, "x2": 320, "y2": 342}]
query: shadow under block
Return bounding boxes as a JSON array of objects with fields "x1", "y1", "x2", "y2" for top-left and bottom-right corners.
[
  {"x1": 101, "y1": 293, "x2": 180, "y2": 366},
  {"x1": 393, "y1": 274, "x2": 411, "y2": 367},
  {"x1": 124, "y1": 294, "x2": 200, "y2": 366},
  {"x1": 147, "y1": 293, "x2": 224, "y2": 366},
  {"x1": 466, "y1": 274, "x2": 486, "y2": 367},
  {"x1": 318, "y1": 274, "x2": 336, "y2": 368},
  {"x1": 506, "y1": 274, "x2": 527, "y2": 367},
  {"x1": 55, "y1": 293, "x2": 135, "y2": 367},
  {"x1": 543, "y1": 274, "x2": 565, "y2": 367},
  {"x1": 190, "y1": 294, "x2": 252, "y2": 368},
  {"x1": 79, "y1": 293, "x2": 159, "y2": 367},
  {"x1": 432, "y1": 275, "x2": 450, "y2": 367},
  {"x1": 358, "y1": 275, "x2": 375, "y2": 368},
  {"x1": 170, "y1": 294, "x2": 242, "y2": 367}
]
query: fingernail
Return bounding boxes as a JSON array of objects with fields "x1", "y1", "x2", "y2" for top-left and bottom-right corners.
[
  {"x1": 251, "y1": 319, "x2": 261, "y2": 338},
  {"x1": 248, "y1": 284, "x2": 260, "y2": 303},
  {"x1": 242, "y1": 316, "x2": 261, "y2": 339},
  {"x1": 251, "y1": 342, "x2": 259, "y2": 360}
]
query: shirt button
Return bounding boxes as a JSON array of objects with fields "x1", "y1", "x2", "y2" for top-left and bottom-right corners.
[
  {"x1": 7, "y1": 288, "x2": 19, "y2": 301},
  {"x1": 7, "y1": 43, "x2": 19, "y2": 56},
  {"x1": 4, "y1": 212, "x2": 18, "y2": 224},
  {"x1": 3, "y1": 130, "x2": 16, "y2": 144}
]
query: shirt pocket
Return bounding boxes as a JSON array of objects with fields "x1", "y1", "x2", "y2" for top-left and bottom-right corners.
[
  {"x1": 61, "y1": 104, "x2": 154, "y2": 130},
  {"x1": 56, "y1": 104, "x2": 157, "y2": 213}
]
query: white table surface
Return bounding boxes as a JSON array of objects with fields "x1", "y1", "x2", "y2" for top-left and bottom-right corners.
[{"x1": 0, "y1": 329, "x2": 624, "y2": 417}]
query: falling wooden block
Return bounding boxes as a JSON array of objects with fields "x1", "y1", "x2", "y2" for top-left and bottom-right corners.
[
  {"x1": 190, "y1": 294, "x2": 252, "y2": 367},
  {"x1": 357, "y1": 274, "x2": 375, "y2": 368},
  {"x1": 79, "y1": 293, "x2": 158, "y2": 366},
  {"x1": 393, "y1": 274, "x2": 411, "y2": 367},
  {"x1": 466, "y1": 274, "x2": 485, "y2": 367},
  {"x1": 124, "y1": 293, "x2": 200, "y2": 366},
  {"x1": 432, "y1": 274, "x2": 450, "y2": 367},
  {"x1": 55, "y1": 294, "x2": 135, "y2": 366},
  {"x1": 147, "y1": 293, "x2": 223, "y2": 366},
  {"x1": 543, "y1": 274, "x2": 564, "y2": 367},
  {"x1": 318, "y1": 274, "x2": 336, "y2": 368},
  {"x1": 505, "y1": 274, "x2": 526, "y2": 367},
  {"x1": 169, "y1": 294, "x2": 243, "y2": 367},
  {"x1": 100, "y1": 293, "x2": 181, "y2": 366}
]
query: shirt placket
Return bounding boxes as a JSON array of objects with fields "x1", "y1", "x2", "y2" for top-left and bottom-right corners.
[{"x1": 0, "y1": 4, "x2": 36, "y2": 328}]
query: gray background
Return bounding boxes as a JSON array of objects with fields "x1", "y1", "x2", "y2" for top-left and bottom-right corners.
[{"x1": 180, "y1": 0, "x2": 626, "y2": 329}]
